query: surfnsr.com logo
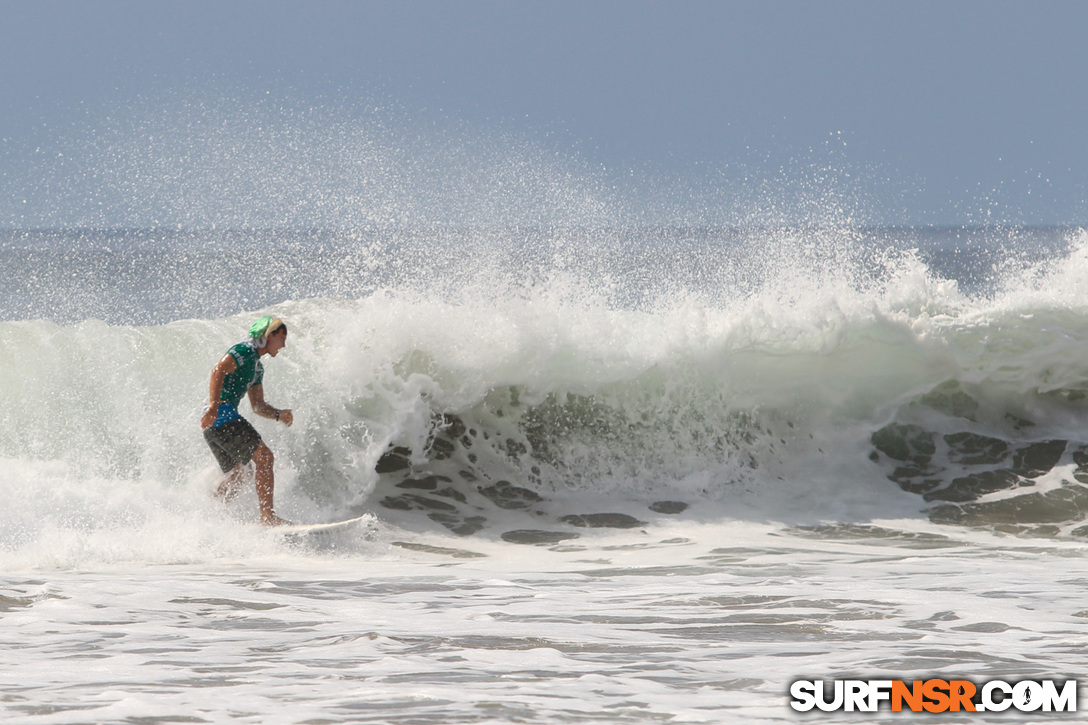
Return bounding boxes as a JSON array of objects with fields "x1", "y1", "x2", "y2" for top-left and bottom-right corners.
[{"x1": 790, "y1": 679, "x2": 1077, "y2": 713}]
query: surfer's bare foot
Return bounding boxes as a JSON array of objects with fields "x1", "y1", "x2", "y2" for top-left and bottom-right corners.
[
  {"x1": 214, "y1": 468, "x2": 246, "y2": 502},
  {"x1": 214, "y1": 480, "x2": 241, "y2": 502},
  {"x1": 260, "y1": 512, "x2": 292, "y2": 527}
]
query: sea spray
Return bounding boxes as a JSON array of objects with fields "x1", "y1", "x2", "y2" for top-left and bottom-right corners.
[
  {"x1": 3, "y1": 95, "x2": 1088, "y2": 561},
  {"x1": 3, "y1": 225, "x2": 1088, "y2": 553}
]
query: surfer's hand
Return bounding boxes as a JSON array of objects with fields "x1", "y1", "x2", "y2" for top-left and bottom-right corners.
[
  {"x1": 278, "y1": 409, "x2": 294, "y2": 427},
  {"x1": 200, "y1": 406, "x2": 217, "y2": 430}
]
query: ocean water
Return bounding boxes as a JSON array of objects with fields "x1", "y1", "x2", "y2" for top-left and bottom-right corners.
[{"x1": 4, "y1": 218, "x2": 1088, "y2": 724}]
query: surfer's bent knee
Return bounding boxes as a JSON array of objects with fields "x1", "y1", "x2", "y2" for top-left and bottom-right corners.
[{"x1": 253, "y1": 442, "x2": 274, "y2": 466}]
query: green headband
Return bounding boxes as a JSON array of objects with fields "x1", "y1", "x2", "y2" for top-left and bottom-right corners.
[{"x1": 249, "y1": 316, "x2": 283, "y2": 341}]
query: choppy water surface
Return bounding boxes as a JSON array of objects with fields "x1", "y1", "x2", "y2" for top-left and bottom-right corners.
[{"x1": 4, "y1": 515, "x2": 1088, "y2": 724}]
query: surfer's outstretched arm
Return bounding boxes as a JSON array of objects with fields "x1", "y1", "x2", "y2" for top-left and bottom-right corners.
[{"x1": 247, "y1": 384, "x2": 294, "y2": 427}]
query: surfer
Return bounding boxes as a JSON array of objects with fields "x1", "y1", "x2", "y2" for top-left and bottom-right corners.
[{"x1": 201, "y1": 316, "x2": 294, "y2": 526}]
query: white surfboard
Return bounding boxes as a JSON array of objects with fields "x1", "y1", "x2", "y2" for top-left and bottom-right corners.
[{"x1": 275, "y1": 515, "x2": 370, "y2": 535}]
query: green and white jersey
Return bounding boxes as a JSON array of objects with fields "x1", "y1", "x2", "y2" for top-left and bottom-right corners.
[
  {"x1": 221, "y1": 341, "x2": 264, "y2": 407},
  {"x1": 210, "y1": 341, "x2": 265, "y2": 428}
]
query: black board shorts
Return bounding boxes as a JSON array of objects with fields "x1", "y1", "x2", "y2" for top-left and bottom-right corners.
[{"x1": 203, "y1": 418, "x2": 262, "y2": 473}]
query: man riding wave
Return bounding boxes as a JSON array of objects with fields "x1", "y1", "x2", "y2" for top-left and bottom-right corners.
[{"x1": 201, "y1": 316, "x2": 293, "y2": 525}]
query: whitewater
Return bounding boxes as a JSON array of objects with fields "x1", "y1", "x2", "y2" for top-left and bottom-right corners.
[{"x1": 4, "y1": 108, "x2": 1088, "y2": 722}]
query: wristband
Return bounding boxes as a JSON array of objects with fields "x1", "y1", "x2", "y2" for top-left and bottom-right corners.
[{"x1": 275, "y1": 410, "x2": 280, "y2": 421}]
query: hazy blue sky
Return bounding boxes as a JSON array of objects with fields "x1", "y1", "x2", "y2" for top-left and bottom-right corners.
[{"x1": 3, "y1": 0, "x2": 1087, "y2": 226}]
